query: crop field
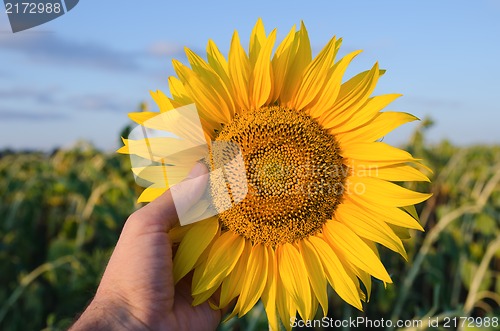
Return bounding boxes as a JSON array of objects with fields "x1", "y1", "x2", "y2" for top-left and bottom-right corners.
[{"x1": 1, "y1": 122, "x2": 499, "y2": 330}]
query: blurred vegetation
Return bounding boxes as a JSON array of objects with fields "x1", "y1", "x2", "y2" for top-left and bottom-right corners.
[
  {"x1": 0, "y1": 142, "x2": 140, "y2": 330},
  {"x1": 1, "y1": 120, "x2": 499, "y2": 330}
]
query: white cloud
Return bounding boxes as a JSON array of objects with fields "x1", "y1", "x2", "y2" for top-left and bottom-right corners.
[
  {"x1": 0, "y1": 33, "x2": 140, "y2": 71},
  {"x1": 147, "y1": 41, "x2": 184, "y2": 57}
]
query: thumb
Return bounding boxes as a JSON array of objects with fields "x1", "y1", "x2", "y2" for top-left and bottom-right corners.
[
  {"x1": 170, "y1": 162, "x2": 210, "y2": 224},
  {"x1": 132, "y1": 162, "x2": 209, "y2": 232}
]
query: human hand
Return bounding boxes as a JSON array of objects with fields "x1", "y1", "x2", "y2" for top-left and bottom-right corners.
[{"x1": 71, "y1": 163, "x2": 221, "y2": 331}]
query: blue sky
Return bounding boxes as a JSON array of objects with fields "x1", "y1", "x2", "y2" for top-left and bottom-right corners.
[{"x1": 1, "y1": 0, "x2": 499, "y2": 150}]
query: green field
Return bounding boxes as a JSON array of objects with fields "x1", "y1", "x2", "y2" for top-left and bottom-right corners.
[{"x1": 1, "y1": 121, "x2": 499, "y2": 330}]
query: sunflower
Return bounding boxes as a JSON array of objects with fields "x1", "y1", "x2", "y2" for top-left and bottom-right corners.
[{"x1": 119, "y1": 19, "x2": 431, "y2": 330}]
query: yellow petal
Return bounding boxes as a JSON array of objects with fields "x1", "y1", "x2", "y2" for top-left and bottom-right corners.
[
  {"x1": 346, "y1": 176, "x2": 432, "y2": 207},
  {"x1": 346, "y1": 194, "x2": 424, "y2": 230},
  {"x1": 206, "y1": 39, "x2": 231, "y2": 92},
  {"x1": 402, "y1": 204, "x2": 420, "y2": 220},
  {"x1": 185, "y1": 47, "x2": 213, "y2": 74},
  {"x1": 361, "y1": 239, "x2": 388, "y2": 288},
  {"x1": 307, "y1": 236, "x2": 362, "y2": 310},
  {"x1": 130, "y1": 105, "x2": 212, "y2": 145},
  {"x1": 363, "y1": 238, "x2": 381, "y2": 259},
  {"x1": 116, "y1": 140, "x2": 129, "y2": 154},
  {"x1": 192, "y1": 231, "x2": 245, "y2": 295},
  {"x1": 298, "y1": 240, "x2": 329, "y2": 316},
  {"x1": 128, "y1": 111, "x2": 159, "y2": 125},
  {"x1": 250, "y1": 29, "x2": 276, "y2": 109},
  {"x1": 341, "y1": 263, "x2": 365, "y2": 302},
  {"x1": 234, "y1": 244, "x2": 268, "y2": 316},
  {"x1": 276, "y1": 274, "x2": 295, "y2": 331},
  {"x1": 168, "y1": 223, "x2": 196, "y2": 243},
  {"x1": 334, "y1": 94, "x2": 402, "y2": 133},
  {"x1": 173, "y1": 60, "x2": 231, "y2": 125},
  {"x1": 307, "y1": 50, "x2": 362, "y2": 118},
  {"x1": 168, "y1": 76, "x2": 193, "y2": 105},
  {"x1": 249, "y1": 18, "x2": 267, "y2": 66},
  {"x1": 369, "y1": 164, "x2": 430, "y2": 182},
  {"x1": 192, "y1": 285, "x2": 219, "y2": 306},
  {"x1": 120, "y1": 137, "x2": 205, "y2": 164},
  {"x1": 261, "y1": 247, "x2": 279, "y2": 331},
  {"x1": 338, "y1": 111, "x2": 419, "y2": 144},
  {"x1": 335, "y1": 203, "x2": 408, "y2": 259},
  {"x1": 320, "y1": 63, "x2": 380, "y2": 130},
  {"x1": 228, "y1": 30, "x2": 251, "y2": 111},
  {"x1": 341, "y1": 142, "x2": 416, "y2": 164},
  {"x1": 292, "y1": 36, "x2": 339, "y2": 110},
  {"x1": 389, "y1": 224, "x2": 412, "y2": 239},
  {"x1": 219, "y1": 239, "x2": 251, "y2": 308},
  {"x1": 323, "y1": 221, "x2": 392, "y2": 283},
  {"x1": 137, "y1": 187, "x2": 166, "y2": 203},
  {"x1": 337, "y1": 67, "x2": 385, "y2": 101},
  {"x1": 350, "y1": 265, "x2": 372, "y2": 302},
  {"x1": 150, "y1": 90, "x2": 176, "y2": 113},
  {"x1": 281, "y1": 21, "x2": 312, "y2": 107},
  {"x1": 173, "y1": 218, "x2": 219, "y2": 283},
  {"x1": 308, "y1": 289, "x2": 319, "y2": 321},
  {"x1": 119, "y1": 137, "x2": 164, "y2": 161},
  {"x1": 132, "y1": 165, "x2": 190, "y2": 187},
  {"x1": 185, "y1": 48, "x2": 235, "y2": 117},
  {"x1": 277, "y1": 243, "x2": 312, "y2": 320},
  {"x1": 271, "y1": 24, "x2": 297, "y2": 103}
]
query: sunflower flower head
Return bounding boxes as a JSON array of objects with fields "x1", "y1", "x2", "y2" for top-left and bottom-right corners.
[{"x1": 119, "y1": 19, "x2": 432, "y2": 330}]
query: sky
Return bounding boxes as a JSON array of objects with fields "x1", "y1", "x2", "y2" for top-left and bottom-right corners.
[{"x1": 1, "y1": 0, "x2": 499, "y2": 151}]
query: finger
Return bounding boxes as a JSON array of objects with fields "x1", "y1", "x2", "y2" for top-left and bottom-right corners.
[
  {"x1": 131, "y1": 162, "x2": 209, "y2": 233},
  {"x1": 170, "y1": 162, "x2": 211, "y2": 225}
]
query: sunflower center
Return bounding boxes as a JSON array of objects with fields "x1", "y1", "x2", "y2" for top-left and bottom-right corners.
[{"x1": 209, "y1": 106, "x2": 346, "y2": 246}]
